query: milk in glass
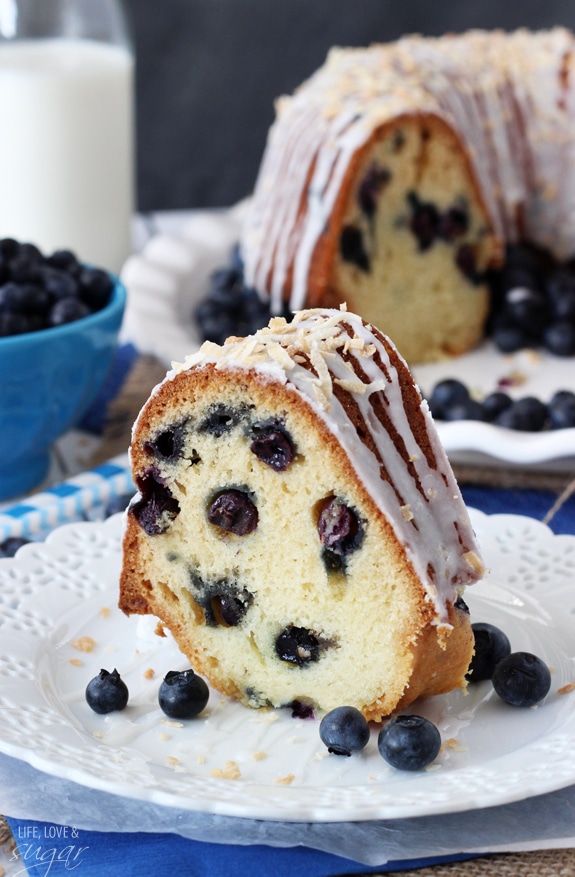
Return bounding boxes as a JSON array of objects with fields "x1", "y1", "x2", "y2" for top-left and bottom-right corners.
[{"x1": 0, "y1": 38, "x2": 134, "y2": 274}]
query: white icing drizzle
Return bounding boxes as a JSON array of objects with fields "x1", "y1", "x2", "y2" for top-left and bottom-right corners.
[
  {"x1": 171, "y1": 308, "x2": 485, "y2": 624},
  {"x1": 241, "y1": 28, "x2": 575, "y2": 313}
]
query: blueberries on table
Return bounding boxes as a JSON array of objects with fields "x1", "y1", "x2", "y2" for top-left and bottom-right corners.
[
  {"x1": 466, "y1": 622, "x2": 512, "y2": 682},
  {"x1": 158, "y1": 669, "x2": 210, "y2": 719},
  {"x1": 0, "y1": 238, "x2": 114, "y2": 337},
  {"x1": 85, "y1": 668, "x2": 129, "y2": 714},
  {"x1": 377, "y1": 715, "x2": 442, "y2": 771},
  {"x1": 319, "y1": 706, "x2": 370, "y2": 756},
  {"x1": 492, "y1": 652, "x2": 552, "y2": 707},
  {"x1": 0, "y1": 536, "x2": 31, "y2": 557}
]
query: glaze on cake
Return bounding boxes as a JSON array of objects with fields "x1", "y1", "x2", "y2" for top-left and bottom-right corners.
[
  {"x1": 119, "y1": 308, "x2": 484, "y2": 720},
  {"x1": 240, "y1": 29, "x2": 575, "y2": 364}
]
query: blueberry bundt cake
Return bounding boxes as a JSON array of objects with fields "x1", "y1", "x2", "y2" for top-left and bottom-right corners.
[
  {"x1": 240, "y1": 29, "x2": 575, "y2": 364},
  {"x1": 119, "y1": 308, "x2": 484, "y2": 721}
]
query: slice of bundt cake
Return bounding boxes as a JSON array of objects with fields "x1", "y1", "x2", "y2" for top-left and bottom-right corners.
[
  {"x1": 119, "y1": 308, "x2": 484, "y2": 721},
  {"x1": 241, "y1": 28, "x2": 575, "y2": 364}
]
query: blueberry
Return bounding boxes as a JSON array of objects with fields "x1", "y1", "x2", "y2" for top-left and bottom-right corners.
[
  {"x1": 318, "y1": 497, "x2": 363, "y2": 562},
  {"x1": 0, "y1": 536, "x2": 31, "y2": 557},
  {"x1": 194, "y1": 297, "x2": 236, "y2": 345},
  {"x1": 85, "y1": 668, "x2": 129, "y2": 714},
  {"x1": 408, "y1": 194, "x2": 440, "y2": 251},
  {"x1": 249, "y1": 423, "x2": 295, "y2": 471},
  {"x1": 78, "y1": 266, "x2": 114, "y2": 311},
  {"x1": 207, "y1": 489, "x2": 258, "y2": 535},
  {"x1": 548, "y1": 390, "x2": 575, "y2": 429},
  {"x1": 455, "y1": 244, "x2": 481, "y2": 283},
  {"x1": 340, "y1": 225, "x2": 370, "y2": 271},
  {"x1": 319, "y1": 706, "x2": 370, "y2": 756},
  {"x1": 546, "y1": 269, "x2": 575, "y2": 321},
  {"x1": 211, "y1": 589, "x2": 252, "y2": 626},
  {"x1": 378, "y1": 715, "x2": 441, "y2": 771},
  {"x1": 428, "y1": 379, "x2": 470, "y2": 419},
  {"x1": 145, "y1": 420, "x2": 189, "y2": 461},
  {"x1": 495, "y1": 397, "x2": 548, "y2": 431},
  {"x1": 158, "y1": 669, "x2": 209, "y2": 719},
  {"x1": 491, "y1": 318, "x2": 537, "y2": 354},
  {"x1": 358, "y1": 165, "x2": 391, "y2": 217},
  {"x1": 502, "y1": 286, "x2": 549, "y2": 336},
  {"x1": 543, "y1": 322, "x2": 575, "y2": 357},
  {"x1": 466, "y1": 622, "x2": 512, "y2": 682},
  {"x1": 199, "y1": 404, "x2": 246, "y2": 437},
  {"x1": 42, "y1": 267, "x2": 79, "y2": 301},
  {"x1": 48, "y1": 296, "x2": 91, "y2": 327},
  {"x1": 132, "y1": 470, "x2": 180, "y2": 535},
  {"x1": 439, "y1": 205, "x2": 468, "y2": 241},
  {"x1": 275, "y1": 625, "x2": 321, "y2": 666},
  {"x1": 291, "y1": 699, "x2": 315, "y2": 719},
  {"x1": 47, "y1": 248, "x2": 81, "y2": 274},
  {"x1": 442, "y1": 397, "x2": 485, "y2": 422},
  {"x1": 492, "y1": 652, "x2": 551, "y2": 707},
  {"x1": 0, "y1": 311, "x2": 30, "y2": 336},
  {"x1": 482, "y1": 391, "x2": 513, "y2": 422}
]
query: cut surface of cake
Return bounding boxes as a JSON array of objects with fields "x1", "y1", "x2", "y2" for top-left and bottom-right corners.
[
  {"x1": 240, "y1": 28, "x2": 575, "y2": 364},
  {"x1": 119, "y1": 308, "x2": 484, "y2": 721}
]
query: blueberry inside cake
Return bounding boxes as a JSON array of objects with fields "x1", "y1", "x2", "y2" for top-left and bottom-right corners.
[{"x1": 119, "y1": 308, "x2": 484, "y2": 720}]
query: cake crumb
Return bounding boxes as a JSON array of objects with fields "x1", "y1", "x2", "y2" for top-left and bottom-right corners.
[
  {"x1": 558, "y1": 681, "x2": 575, "y2": 695},
  {"x1": 69, "y1": 658, "x2": 83, "y2": 667},
  {"x1": 143, "y1": 668, "x2": 155, "y2": 679},
  {"x1": 99, "y1": 607, "x2": 111, "y2": 619},
  {"x1": 161, "y1": 719, "x2": 185, "y2": 728},
  {"x1": 93, "y1": 731, "x2": 105, "y2": 739},
  {"x1": 211, "y1": 761, "x2": 241, "y2": 780},
  {"x1": 252, "y1": 750, "x2": 267, "y2": 761},
  {"x1": 166, "y1": 756, "x2": 180, "y2": 767},
  {"x1": 251, "y1": 711, "x2": 279, "y2": 724},
  {"x1": 442, "y1": 737, "x2": 468, "y2": 753},
  {"x1": 275, "y1": 773, "x2": 295, "y2": 785},
  {"x1": 400, "y1": 504, "x2": 414, "y2": 521},
  {"x1": 70, "y1": 636, "x2": 96, "y2": 653},
  {"x1": 158, "y1": 733, "x2": 171, "y2": 742},
  {"x1": 197, "y1": 754, "x2": 206, "y2": 765}
]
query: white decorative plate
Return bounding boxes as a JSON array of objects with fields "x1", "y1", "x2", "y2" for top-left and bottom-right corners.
[
  {"x1": 1, "y1": 510, "x2": 575, "y2": 822},
  {"x1": 120, "y1": 206, "x2": 575, "y2": 471}
]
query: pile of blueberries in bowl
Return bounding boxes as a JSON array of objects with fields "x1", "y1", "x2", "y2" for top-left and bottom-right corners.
[
  {"x1": 0, "y1": 237, "x2": 126, "y2": 500},
  {"x1": 195, "y1": 242, "x2": 575, "y2": 432}
]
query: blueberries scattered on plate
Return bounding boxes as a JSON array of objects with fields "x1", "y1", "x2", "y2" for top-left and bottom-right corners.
[
  {"x1": 195, "y1": 245, "x2": 292, "y2": 345},
  {"x1": 0, "y1": 237, "x2": 114, "y2": 337},
  {"x1": 427, "y1": 380, "x2": 575, "y2": 432},
  {"x1": 319, "y1": 705, "x2": 370, "y2": 756},
  {"x1": 492, "y1": 652, "x2": 552, "y2": 707},
  {"x1": 466, "y1": 622, "x2": 512, "y2": 683},
  {"x1": 85, "y1": 668, "x2": 129, "y2": 714},
  {"x1": 377, "y1": 715, "x2": 442, "y2": 771},
  {"x1": 488, "y1": 242, "x2": 575, "y2": 357},
  {"x1": 158, "y1": 669, "x2": 210, "y2": 719}
]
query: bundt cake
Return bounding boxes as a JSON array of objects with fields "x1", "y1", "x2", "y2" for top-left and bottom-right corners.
[
  {"x1": 119, "y1": 308, "x2": 484, "y2": 721},
  {"x1": 240, "y1": 28, "x2": 575, "y2": 364}
]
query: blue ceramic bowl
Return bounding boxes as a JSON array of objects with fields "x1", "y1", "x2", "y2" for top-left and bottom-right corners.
[{"x1": 0, "y1": 278, "x2": 126, "y2": 501}]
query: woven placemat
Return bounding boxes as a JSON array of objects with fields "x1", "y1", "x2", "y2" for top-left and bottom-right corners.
[{"x1": 346, "y1": 848, "x2": 575, "y2": 876}]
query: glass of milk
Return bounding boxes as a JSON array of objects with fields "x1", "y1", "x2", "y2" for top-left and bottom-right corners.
[{"x1": 0, "y1": 0, "x2": 135, "y2": 274}]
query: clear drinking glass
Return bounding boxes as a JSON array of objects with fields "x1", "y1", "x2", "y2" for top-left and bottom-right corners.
[{"x1": 0, "y1": 0, "x2": 135, "y2": 273}]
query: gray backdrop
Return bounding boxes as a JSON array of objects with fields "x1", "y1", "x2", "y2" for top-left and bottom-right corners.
[{"x1": 124, "y1": 0, "x2": 575, "y2": 211}]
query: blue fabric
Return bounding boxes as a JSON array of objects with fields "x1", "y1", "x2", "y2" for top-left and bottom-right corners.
[
  {"x1": 77, "y1": 342, "x2": 139, "y2": 434},
  {"x1": 5, "y1": 819, "x2": 478, "y2": 876},
  {"x1": 461, "y1": 484, "x2": 575, "y2": 535}
]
